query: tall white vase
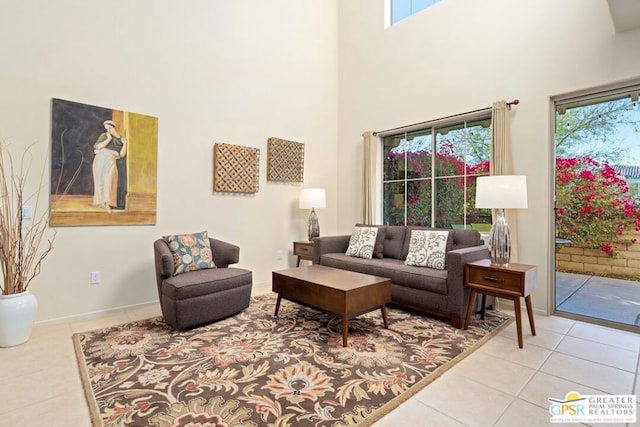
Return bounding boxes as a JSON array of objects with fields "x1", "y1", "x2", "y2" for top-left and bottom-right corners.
[{"x1": 0, "y1": 291, "x2": 38, "y2": 347}]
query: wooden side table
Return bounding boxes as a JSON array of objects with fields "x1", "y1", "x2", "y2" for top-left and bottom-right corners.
[
  {"x1": 293, "y1": 241, "x2": 314, "y2": 267},
  {"x1": 464, "y1": 259, "x2": 537, "y2": 348}
]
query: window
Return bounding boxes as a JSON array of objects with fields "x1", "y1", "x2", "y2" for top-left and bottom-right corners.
[
  {"x1": 382, "y1": 114, "x2": 492, "y2": 228},
  {"x1": 390, "y1": 0, "x2": 440, "y2": 25}
]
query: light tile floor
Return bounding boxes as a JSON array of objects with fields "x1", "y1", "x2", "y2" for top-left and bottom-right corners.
[{"x1": 1, "y1": 287, "x2": 638, "y2": 427}]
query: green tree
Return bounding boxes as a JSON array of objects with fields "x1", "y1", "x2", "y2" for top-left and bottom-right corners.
[
  {"x1": 456, "y1": 120, "x2": 491, "y2": 166},
  {"x1": 555, "y1": 98, "x2": 639, "y2": 162}
]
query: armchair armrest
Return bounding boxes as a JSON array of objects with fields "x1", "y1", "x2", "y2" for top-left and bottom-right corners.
[
  {"x1": 209, "y1": 238, "x2": 240, "y2": 268},
  {"x1": 153, "y1": 239, "x2": 174, "y2": 301},
  {"x1": 313, "y1": 235, "x2": 350, "y2": 264},
  {"x1": 445, "y1": 245, "x2": 489, "y2": 316},
  {"x1": 154, "y1": 239, "x2": 175, "y2": 277}
]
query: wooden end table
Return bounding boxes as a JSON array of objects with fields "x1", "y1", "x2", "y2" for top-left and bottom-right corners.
[
  {"x1": 293, "y1": 241, "x2": 314, "y2": 267},
  {"x1": 464, "y1": 259, "x2": 537, "y2": 348},
  {"x1": 272, "y1": 265, "x2": 391, "y2": 347}
]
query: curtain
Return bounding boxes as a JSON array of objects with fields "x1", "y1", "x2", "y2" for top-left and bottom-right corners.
[
  {"x1": 490, "y1": 100, "x2": 520, "y2": 262},
  {"x1": 362, "y1": 131, "x2": 377, "y2": 224}
]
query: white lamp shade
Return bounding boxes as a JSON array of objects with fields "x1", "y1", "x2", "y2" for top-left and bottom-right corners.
[
  {"x1": 475, "y1": 175, "x2": 528, "y2": 209},
  {"x1": 299, "y1": 188, "x2": 326, "y2": 209}
]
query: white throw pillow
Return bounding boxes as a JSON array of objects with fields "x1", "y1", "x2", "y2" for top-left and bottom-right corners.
[
  {"x1": 345, "y1": 226, "x2": 379, "y2": 259},
  {"x1": 404, "y1": 230, "x2": 449, "y2": 269}
]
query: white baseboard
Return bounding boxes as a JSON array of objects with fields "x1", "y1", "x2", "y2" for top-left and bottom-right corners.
[{"x1": 35, "y1": 300, "x2": 160, "y2": 326}]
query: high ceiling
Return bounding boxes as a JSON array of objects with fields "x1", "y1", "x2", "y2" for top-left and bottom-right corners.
[{"x1": 607, "y1": 0, "x2": 640, "y2": 32}]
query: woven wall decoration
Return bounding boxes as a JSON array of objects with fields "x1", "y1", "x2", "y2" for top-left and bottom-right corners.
[
  {"x1": 213, "y1": 143, "x2": 260, "y2": 193},
  {"x1": 267, "y1": 137, "x2": 305, "y2": 182}
]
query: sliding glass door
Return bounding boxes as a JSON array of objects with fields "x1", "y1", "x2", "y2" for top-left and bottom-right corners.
[{"x1": 553, "y1": 84, "x2": 640, "y2": 330}]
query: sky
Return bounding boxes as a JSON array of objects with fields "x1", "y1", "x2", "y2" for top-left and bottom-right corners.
[{"x1": 391, "y1": 0, "x2": 440, "y2": 24}]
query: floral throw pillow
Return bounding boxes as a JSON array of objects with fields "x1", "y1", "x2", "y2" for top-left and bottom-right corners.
[
  {"x1": 345, "y1": 226, "x2": 378, "y2": 259},
  {"x1": 162, "y1": 230, "x2": 216, "y2": 276},
  {"x1": 404, "y1": 230, "x2": 449, "y2": 269}
]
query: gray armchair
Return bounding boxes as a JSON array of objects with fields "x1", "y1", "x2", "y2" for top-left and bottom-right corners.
[{"x1": 153, "y1": 237, "x2": 252, "y2": 329}]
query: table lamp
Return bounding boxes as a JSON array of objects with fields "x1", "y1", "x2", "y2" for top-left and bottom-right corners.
[
  {"x1": 475, "y1": 175, "x2": 528, "y2": 266},
  {"x1": 299, "y1": 188, "x2": 326, "y2": 241}
]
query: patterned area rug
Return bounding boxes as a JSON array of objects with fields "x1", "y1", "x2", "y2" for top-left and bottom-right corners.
[{"x1": 73, "y1": 293, "x2": 511, "y2": 427}]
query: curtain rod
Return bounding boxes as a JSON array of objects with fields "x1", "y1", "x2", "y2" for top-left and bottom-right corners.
[{"x1": 373, "y1": 99, "x2": 520, "y2": 136}]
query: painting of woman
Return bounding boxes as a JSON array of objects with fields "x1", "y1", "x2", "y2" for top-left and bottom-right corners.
[{"x1": 92, "y1": 120, "x2": 128, "y2": 213}]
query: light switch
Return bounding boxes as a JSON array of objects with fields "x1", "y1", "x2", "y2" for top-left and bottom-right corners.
[{"x1": 22, "y1": 205, "x2": 33, "y2": 219}]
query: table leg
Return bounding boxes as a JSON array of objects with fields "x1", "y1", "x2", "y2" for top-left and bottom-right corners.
[
  {"x1": 464, "y1": 288, "x2": 477, "y2": 329},
  {"x1": 380, "y1": 305, "x2": 389, "y2": 329},
  {"x1": 274, "y1": 294, "x2": 282, "y2": 316},
  {"x1": 296, "y1": 257, "x2": 301, "y2": 267},
  {"x1": 513, "y1": 296, "x2": 523, "y2": 349},
  {"x1": 480, "y1": 294, "x2": 487, "y2": 320},
  {"x1": 342, "y1": 316, "x2": 349, "y2": 347},
  {"x1": 525, "y1": 295, "x2": 536, "y2": 336}
]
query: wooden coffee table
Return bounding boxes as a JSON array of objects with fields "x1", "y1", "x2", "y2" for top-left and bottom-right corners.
[{"x1": 272, "y1": 265, "x2": 392, "y2": 347}]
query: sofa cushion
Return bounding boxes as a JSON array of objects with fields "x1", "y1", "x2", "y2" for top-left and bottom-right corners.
[
  {"x1": 162, "y1": 267, "x2": 251, "y2": 300},
  {"x1": 356, "y1": 224, "x2": 387, "y2": 259},
  {"x1": 319, "y1": 254, "x2": 448, "y2": 295},
  {"x1": 345, "y1": 226, "x2": 378, "y2": 259},
  {"x1": 405, "y1": 230, "x2": 449, "y2": 269},
  {"x1": 382, "y1": 225, "x2": 407, "y2": 259},
  {"x1": 450, "y1": 229, "x2": 483, "y2": 250},
  {"x1": 162, "y1": 231, "x2": 216, "y2": 276}
]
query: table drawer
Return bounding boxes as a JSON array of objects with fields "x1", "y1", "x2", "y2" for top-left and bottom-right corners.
[
  {"x1": 467, "y1": 267, "x2": 522, "y2": 293},
  {"x1": 294, "y1": 242, "x2": 314, "y2": 257}
]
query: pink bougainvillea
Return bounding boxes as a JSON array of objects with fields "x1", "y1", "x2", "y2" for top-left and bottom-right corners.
[
  {"x1": 556, "y1": 157, "x2": 640, "y2": 256},
  {"x1": 384, "y1": 140, "x2": 490, "y2": 227}
]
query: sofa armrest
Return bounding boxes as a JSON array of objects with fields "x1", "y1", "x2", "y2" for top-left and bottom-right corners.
[
  {"x1": 446, "y1": 245, "x2": 490, "y2": 317},
  {"x1": 209, "y1": 238, "x2": 240, "y2": 268},
  {"x1": 313, "y1": 235, "x2": 351, "y2": 264}
]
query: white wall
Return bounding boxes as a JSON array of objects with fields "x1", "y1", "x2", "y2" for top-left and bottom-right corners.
[
  {"x1": 337, "y1": 0, "x2": 640, "y2": 313},
  {"x1": 0, "y1": 0, "x2": 339, "y2": 322},
  {"x1": 3, "y1": 0, "x2": 639, "y2": 322}
]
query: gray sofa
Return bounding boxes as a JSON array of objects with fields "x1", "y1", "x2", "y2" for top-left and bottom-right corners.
[
  {"x1": 153, "y1": 238, "x2": 252, "y2": 329},
  {"x1": 312, "y1": 225, "x2": 489, "y2": 328}
]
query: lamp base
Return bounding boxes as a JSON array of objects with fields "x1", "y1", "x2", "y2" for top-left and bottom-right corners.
[
  {"x1": 488, "y1": 209, "x2": 511, "y2": 267},
  {"x1": 308, "y1": 208, "x2": 320, "y2": 241}
]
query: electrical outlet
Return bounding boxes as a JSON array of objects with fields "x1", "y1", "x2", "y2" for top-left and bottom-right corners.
[
  {"x1": 90, "y1": 271, "x2": 100, "y2": 285},
  {"x1": 276, "y1": 250, "x2": 283, "y2": 260}
]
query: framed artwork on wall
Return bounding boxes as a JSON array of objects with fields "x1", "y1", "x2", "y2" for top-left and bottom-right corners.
[
  {"x1": 50, "y1": 98, "x2": 158, "y2": 226},
  {"x1": 213, "y1": 143, "x2": 260, "y2": 193},
  {"x1": 266, "y1": 137, "x2": 304, "y2": 182}
]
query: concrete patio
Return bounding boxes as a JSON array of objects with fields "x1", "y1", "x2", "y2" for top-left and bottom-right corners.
[{"x1": 555, "y1": 271, "x2": 640, "y2": 327}]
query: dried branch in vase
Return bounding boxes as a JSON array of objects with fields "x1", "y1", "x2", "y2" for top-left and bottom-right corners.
[{"x1": 0, "y1": 141, "x2": 56, "y2": 295}]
